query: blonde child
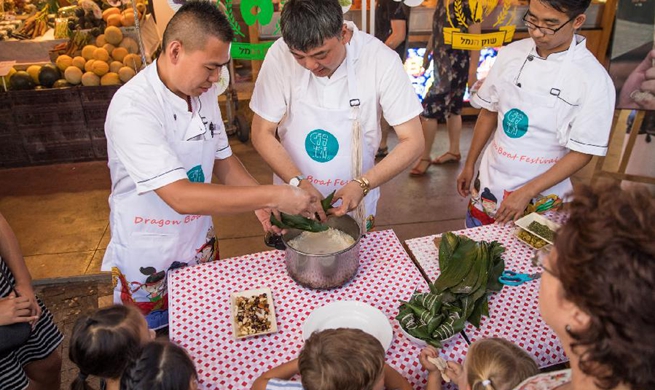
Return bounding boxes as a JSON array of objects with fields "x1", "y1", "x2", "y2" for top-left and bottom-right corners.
[
  {"x1": 252, "y1": 328, "x2": 412, "y2": 390},
  {"x1": 420, "y1": 338, "x2": 539, "y2": 390}
]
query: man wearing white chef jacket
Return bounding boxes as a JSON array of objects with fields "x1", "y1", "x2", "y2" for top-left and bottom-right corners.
[
  {"x1": 457, "y1": 0, "x2": 615, "y2": 228},
  {"x1": 102, "y1": 2, "x2": 315, "y2": 330},
  {"x1": 250, "y1": 0, "x2": 424, "y2": 232}
]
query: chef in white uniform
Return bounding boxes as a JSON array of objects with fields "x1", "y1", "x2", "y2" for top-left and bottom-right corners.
[
  {"x1": 250, "y1": 0, "x2": 424, "y2": 232},
  {"x1": 102, "y1": 2, "x2": 314, "y2": 329},
  {"x1": 457, "y1": 0, "x2": 615, "y2": 227}
]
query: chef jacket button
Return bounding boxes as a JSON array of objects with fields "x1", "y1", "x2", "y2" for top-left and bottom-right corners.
[
  {"x1": 516, "y1": 83, "x2": 522, "y2": 88},
  {"x1": 527, "y1": 55, "x2": 534, "y2": 61}
]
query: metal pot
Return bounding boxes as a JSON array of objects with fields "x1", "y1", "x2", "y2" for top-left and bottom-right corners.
[{"x1": 265, "y1": 215, "x2": 361, "y2": 289}]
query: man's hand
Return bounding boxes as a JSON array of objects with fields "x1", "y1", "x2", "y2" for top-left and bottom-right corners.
[
  {"x1": 298, "y1": 181, "x2": 328, "y2": 222},
  {"x1": 494, "y1": 186, "x2": 533, "y2": 224},
  {"x1": 0, "y1": 292, "x2": 38, "y2": 326},
  {"x1": 457, "y1": 166, "x2": 475, "y2": 197},
  {"x1": 254, "y1": 208, "x2": 284, "y2": 235},
  {"x1": 274, "y1": 185, "x2": 320, "y2": 220},
  {"x1": 331, "y1": 181, "x2": 365, "y2": 217}
]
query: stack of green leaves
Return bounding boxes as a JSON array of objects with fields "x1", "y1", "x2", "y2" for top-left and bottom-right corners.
[
  {"x1": 270, "y1": 191, "x2": 335, "y2": 233},
  {"x1": 396, "y1": 232, "x2": 505, "y2": 347}
]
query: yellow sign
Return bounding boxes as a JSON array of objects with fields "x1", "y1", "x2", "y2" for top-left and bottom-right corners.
[{"x1": 444, "y1": 0, "x2": 517, "y2": 50}]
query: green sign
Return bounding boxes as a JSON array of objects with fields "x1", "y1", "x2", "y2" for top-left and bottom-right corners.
[{"x1": 230, "y1": 41, "x2": 274, "y2": 60}]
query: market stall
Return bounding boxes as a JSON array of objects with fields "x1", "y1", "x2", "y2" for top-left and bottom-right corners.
[{"x1": 0, "y1": 0, "x2": 150, "y2": 168}]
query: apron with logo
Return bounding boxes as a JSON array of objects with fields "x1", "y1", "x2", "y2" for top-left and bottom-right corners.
[
  {"x1": 104, "y1": 79, "x2": 220, "y2": 329},
  {"x1": 467, "y1": 37, "x2": 578, "y2": 228},
  {"x1": 275, "y1": 43, "x2": 379, "y2": 231}
]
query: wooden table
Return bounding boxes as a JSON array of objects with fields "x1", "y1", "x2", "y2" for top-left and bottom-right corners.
[
  {"x1": 169, "y1": 229, "x2": 468, "y2": 389},
  {"x1": 404, "y1": 220, "x2": 568, "y2": 368}
]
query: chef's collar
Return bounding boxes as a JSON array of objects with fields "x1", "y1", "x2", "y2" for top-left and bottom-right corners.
[
  {"x1": 529, "y1": 34, "x2": 586, "y2": 61},
  {"x1": 147, "y1": 59, "x2": 192, "y2": 114}
]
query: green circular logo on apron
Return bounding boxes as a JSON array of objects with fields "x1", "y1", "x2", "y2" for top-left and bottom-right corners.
[
  {"x1": 305, "y1": 129, "x2": 339, "y2": 163},
  {"x1": 503, "y1": 108, "x2": 529, "y2": 138},
  {"x1": 187, "y1": 165, "x2": 205, "y2": 183}
]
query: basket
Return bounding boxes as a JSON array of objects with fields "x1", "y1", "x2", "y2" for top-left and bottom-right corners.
[
  {"x1": 79, "y1": 85, "x2": 121, "y2": 104},
  {"x1": 13, "y1": 106, "x2": 86, "y2": 128},
  {"x1": 25, "y1": 140, "x2": 95, "y2": 164},
  {"x1": 0, "y1": 136, "x2": 30, "y2": 168},
  {"x1": 19, "y1": 124, "x2": 91, "y2": 145},
  {"x1": 10, "y1": 88, "x2": 81, "y2": 109}
]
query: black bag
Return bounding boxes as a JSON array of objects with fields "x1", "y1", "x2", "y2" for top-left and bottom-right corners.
[{"x1": 0, "y1": 265, "x2": 32, "y2": 358}]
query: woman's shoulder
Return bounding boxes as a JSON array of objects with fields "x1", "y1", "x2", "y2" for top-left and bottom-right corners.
[{"x1": 513, "y1": 369, "x2": 572, "y2": 390}]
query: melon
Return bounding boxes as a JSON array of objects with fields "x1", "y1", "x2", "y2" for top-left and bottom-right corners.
[
  {"x1": 102, "y1": 43, "x2": 116, "y2": 56},
  {"x1": 122, "y1": 54, "x2": 142, "y2": 71},
  {"x1": 102, "y1": 7, "x2": 120, "y2": 22},
  {"x1": 82, "y1": 45, "x2": 97, "y2": 61},
  {"x1": 92, "y1": 61, "x2": 110, "y2": 76},
  {"x1": 120, "y1": 12, "x2": 135, "y2": 27},
  {"x1": 64, "y1": 66, "x2": 83, "y2": 85},
  {"x1": 9, "y1": 71, "x2": 35, "y2": 90},
  {"x1": 26, "y1": 65, "x2": 42, "y2": 84},
  {"x1": 95, "y1": 34, "x2": 106, "y2": 47},
  {"x1": 52, "y1": 79, "x2": 72, "y2": 88},
  {"x1": 107, "y1": 14, "x2": 121, "y2": 27},
  {"x1": 55, "y1": 55, "x2": 73, "y2": 71},
  {"x1": 93, "y1": 48, "x2": 110, "y2": 62},
  {"x1": 111, "y1": 47, "x2": 128, "y2": 62},
  {"x1": 118, "y1": 66, "x2": 136, "y2": 83},
  {"x1": 38, "y1": 65, "x2": 62, "y2": 88},
  {"x1": 81, "y1": 72, "x2": 100, "y2": 86},
  {"x1": 72, "y1": 56, "x2": 86, "y2": 70},
  {"x1": 84, "y1": 59, "x2": 96, "y2": 73},
  {"x1": 101, "y1": 72, "x2": 121, "y2": 86},
  {"x1": 104, "y1": 26, "x2": 123, "y2": 46},
  {"x1": 109, "y1": 61, "x2": 123, "y2": 73},
  {"x1": 119, "y1": 37, "x2": 139, "y2": 54}
]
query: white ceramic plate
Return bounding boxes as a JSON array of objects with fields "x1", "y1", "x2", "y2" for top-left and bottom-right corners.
[
  {"x1": 398, "y1": 326, "x2": 428, "y2": 347},
  {"x1": 302, "y1": 301, "x2": 393, "y2": 351}
]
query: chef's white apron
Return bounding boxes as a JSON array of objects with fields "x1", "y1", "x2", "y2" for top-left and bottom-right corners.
[
  {"x1": 467, "y1": 37, "x2": 578, "y2": 228},
  {"x1": 106, "y1": 91, "x2": 219, "y2": 329},
  {"x1": 274, "y1": 43, "x2": 379, "y2": 231}
]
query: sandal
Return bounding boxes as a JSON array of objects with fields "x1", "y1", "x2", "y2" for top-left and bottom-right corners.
[
  {"x1": 409, "y1": 159, "x2": 432, "y2": 176},
  {"x1": 376, "y1": 146, "x2": 389, "y2": 158},
  {"x1": 432, "y1": 152, "x2": 461, "y2": 165}
]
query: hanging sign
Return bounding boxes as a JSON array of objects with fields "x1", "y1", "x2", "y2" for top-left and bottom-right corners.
[
  {"x1": 444, "y1": 0, "x2": 516, "y2": 50},
  {"x1": 223, "y1": 0, "x2": 279, "y2": 60}
]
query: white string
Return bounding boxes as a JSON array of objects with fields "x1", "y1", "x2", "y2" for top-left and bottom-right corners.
[{"x1": 351, "y1": 105, "x2": 366, "y2": 235}]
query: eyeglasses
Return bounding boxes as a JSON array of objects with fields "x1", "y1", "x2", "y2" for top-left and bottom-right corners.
[
  {"x1": 522, "y1": 11, "x2": 577, "y2": 35},
  {"x1": 531, "y1": 245, "x2": 556, "y2": 276}
]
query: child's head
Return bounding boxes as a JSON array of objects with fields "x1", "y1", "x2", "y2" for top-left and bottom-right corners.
[
  {"x1": 465, "y1": 338, "x2": 539, "y2": 390},
  {"x1": 120, "y1": 340, "x2": 198, "y2": 390},
  {"x1": 69, "y1": 304, "x2": 152, "y2": 390},
  {"x1": 298, "y1": 328, "x2": 385, "y2": 390}
]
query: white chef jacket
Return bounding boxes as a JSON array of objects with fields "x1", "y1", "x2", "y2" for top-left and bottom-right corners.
[
  {"x1": 250, "y1": 22, "x2": 423, "y2": 158},
  {"x1": 472, "y1": 36, "x2": 615, "y2": 156}
]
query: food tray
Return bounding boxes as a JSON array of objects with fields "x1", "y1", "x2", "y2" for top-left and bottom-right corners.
[
  {"x1": 515, "y1": 213, "x2": 561, "y2": 243},
  {"x1": 230, "y1": 287, "x2": 278, "y2": 339}
]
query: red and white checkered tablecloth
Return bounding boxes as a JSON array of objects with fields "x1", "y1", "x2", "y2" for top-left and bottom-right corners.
[
  {"x1": 169, "y1": 229, "x2": 468, "y2": 390},
  {"x1": 404, "y1": 220, "x2": 568, "y2": 369}
]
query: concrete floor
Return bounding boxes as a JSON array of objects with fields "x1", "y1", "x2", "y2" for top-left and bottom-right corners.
[{"x1": 0, "y1": 118, "x2": 601, "y2": 282}]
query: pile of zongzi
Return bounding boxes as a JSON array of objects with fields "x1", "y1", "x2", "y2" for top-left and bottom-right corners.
[{"x1": 397, "y1": 232, "x2": 505, "y2": 347}]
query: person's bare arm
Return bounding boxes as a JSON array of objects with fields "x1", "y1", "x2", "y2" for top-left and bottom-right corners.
[
  {"x1": 331, "y1": 116, "x2": 424, "y2": 216},
  {"x1": 251, "y1": 359, "x2": 299, "y2": 390},
  {"x1": 0, "y1": 212, "x2": 39, "y2": 325},
  {"x1": 385, "y1": 19, "x2": 407, "y2": 50},
  {"x1": 457, "y1": 108, "x2": 497, "y2": 197},
  {"x1": 251, "y1": 114, "x2": 328, "y2": 221},
  {"x1": 383, "y1": 363, "x2": 413, "y2": 390},
  {"x1": 494, "y1": 151, "x2": 592, "y2": 223},
  {"x1": 423, "y1": 33, "x2": 434, "y2": 70}
]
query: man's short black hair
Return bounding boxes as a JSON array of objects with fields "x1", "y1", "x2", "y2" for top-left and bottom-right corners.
[
  {"x1": 280, "y1": 0, "x2": 343, "y2": 52},
  {"x1": 162, "y1": 1, "x2": 234, "y2": 53},
  {"x1": 531, "y1": 0, "x2": 591, "y2": 18}
]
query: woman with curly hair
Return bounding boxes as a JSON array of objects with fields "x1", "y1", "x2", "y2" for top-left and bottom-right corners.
[{"x1": 515, "y1": 183, "x2": 655, "y2": 390}]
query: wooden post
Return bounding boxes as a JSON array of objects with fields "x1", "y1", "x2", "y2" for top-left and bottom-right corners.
[
  {"x1": 249, "y1": 23, "x2": 262, "y2": 81},
  {"x1": 596, "y1": 0, "x2": 617, "y2": 67}
]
